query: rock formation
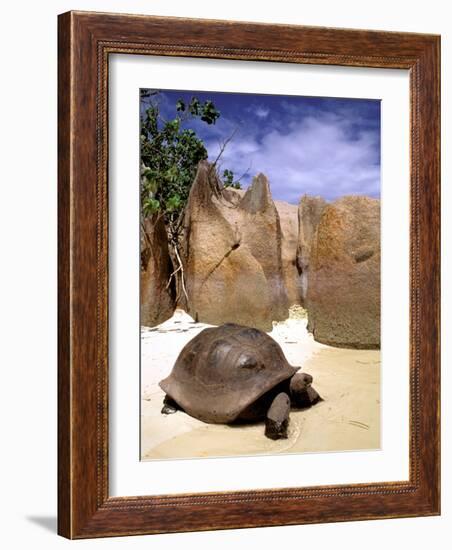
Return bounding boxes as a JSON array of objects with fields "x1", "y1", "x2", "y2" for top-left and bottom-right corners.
[
  {"x1": 275, "y1": 200, "x2": 301, "y2": 306},
  {"x1": 220, "y1": 189, "x2": 302, "y2": 307},
  {"x1": 182, "y1": 162, "x2": 290, "y2": 331},
  {"x1": 296, "y1": 195, "x2": 327, "y2": 304},
  {"x1": 235, "y1": 174, "x2": 289, "y2": 321},
  {"x1": 140, "y1": 160, "x2": 381, "y2": 349},
  {"x1": 306, "y1": 195, "x2": 380, "y2": 348},
  {"x1": 140, "y1": 214, "x2": 176, "y2": 327}
]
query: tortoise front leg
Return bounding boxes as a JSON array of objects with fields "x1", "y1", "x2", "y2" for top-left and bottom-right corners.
[
  {"x1": 265, "y1": 392, "x2": 290, "y2": 440},
  {"x1": 290, "y1": 373, "x2": 322, "y2": 408}
]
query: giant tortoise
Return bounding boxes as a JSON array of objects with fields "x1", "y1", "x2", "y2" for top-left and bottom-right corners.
[{"x1": 159, "y1": 323, "x2": 321, "y2": 439}]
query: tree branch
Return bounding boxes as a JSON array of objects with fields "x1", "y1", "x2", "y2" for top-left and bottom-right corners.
[{"x1": 210, "y1": 127, "x2": 239, "y2": 172}]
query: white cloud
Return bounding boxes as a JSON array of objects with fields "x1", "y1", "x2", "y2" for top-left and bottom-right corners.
[
  {"x1": 255, "y1": 107, "x2": 270, "y2": 119},
  {"x1": 207, "y1": 114, "x2": 380, "y2": 203}
]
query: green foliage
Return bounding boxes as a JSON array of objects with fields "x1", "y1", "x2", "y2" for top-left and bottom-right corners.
[
  {"x1": 140, "y1": 90, "x2": 245, "y2": 297},
  {"x1": 222, "y1": 169, "x2": 242, "y2": 190},
  {"x1": 140, "y1": 93, "x2": 221, "y2": 225},
  {"x1": 140, "y1": 91, "x2": 243, "y2": 242}
]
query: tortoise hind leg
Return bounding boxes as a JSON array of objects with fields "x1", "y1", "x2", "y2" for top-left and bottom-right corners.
[
  {"x1": 161, "y1": 395, "x2": 181, "y2": 415},
  {"x1": 265, "y1": 392, "x2": 290, "y2": 440}
]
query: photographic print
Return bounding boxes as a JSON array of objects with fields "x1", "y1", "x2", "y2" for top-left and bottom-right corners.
[
  {"x1": 140, "y1": 89, "x2": 381, "y2": 460},
  {"x1": 58, "y1": 13, "x2": 440, "y2": 537}
]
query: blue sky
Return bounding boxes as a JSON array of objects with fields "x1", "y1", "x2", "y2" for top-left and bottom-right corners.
[{"x1": 140, "y1": 89, "x2": 380, "y2": 205}]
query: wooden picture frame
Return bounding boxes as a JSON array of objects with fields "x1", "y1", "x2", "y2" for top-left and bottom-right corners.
[{"x1": 58, "y1": 10, "x2": 440, "y2": 539}]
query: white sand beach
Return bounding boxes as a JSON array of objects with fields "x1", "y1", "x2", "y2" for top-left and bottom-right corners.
[{"x1": 141, "y1": 307, "x2": 380, "y2": 460}]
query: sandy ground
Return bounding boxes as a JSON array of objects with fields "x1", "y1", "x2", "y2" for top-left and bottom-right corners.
[{"x1": 141, "y1": 308, "x2": 380, "y2": 460}]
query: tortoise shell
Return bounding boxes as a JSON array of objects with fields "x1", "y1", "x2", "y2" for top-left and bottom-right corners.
[{"x1": 159, "y1": 323, "x2": 299, "y2": 423}]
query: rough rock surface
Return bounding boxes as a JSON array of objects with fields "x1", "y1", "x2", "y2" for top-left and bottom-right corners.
[
  {"x1": 140, "y1": 214, "x2": 176, "y2": 327},
  {"x1": 222, "y1": 190, "x2": 301, "y2": 306},
  {"x1": 182, "y1": 162, "x2": 289, "y2": 330},
  {"x1": 236, "y1": 174, "x2": 289, "y2": 321},
  {"x1": 306, "y1": 195, "x2": 380, "y2": 349},
  {"x1": 275, "y1": 200, "x2": 301, "y2": 306},
  {"x1": 296, "y1": 195, "x2": 327, "y2": 304}
]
